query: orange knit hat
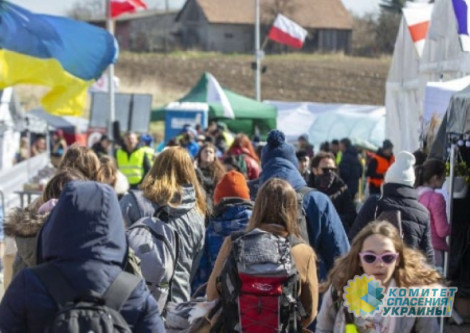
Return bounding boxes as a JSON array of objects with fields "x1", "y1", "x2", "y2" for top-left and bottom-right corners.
[{"x1": 213, "y1": 170, "x2": 250, "y2": 205}]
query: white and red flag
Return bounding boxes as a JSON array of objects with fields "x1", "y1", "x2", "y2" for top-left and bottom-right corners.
[
  {"x1": 111, "y1": 0, "x2": 147, "y2": 18},
  {"x1": 267, "y1": 14, "x2": 308, "y2": 49},
  {"x1": 402, "y1": 3, "x2": 433, "y2": 57}
]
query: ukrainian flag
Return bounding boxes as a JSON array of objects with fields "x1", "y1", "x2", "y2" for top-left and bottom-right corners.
[{"x1": 0, "y1": 1, "x2": 118, "y2": 116}]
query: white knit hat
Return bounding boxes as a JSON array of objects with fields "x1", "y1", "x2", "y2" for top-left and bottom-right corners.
[{"x1": 384, "y1": 151, "x2": 416, "y2": 187}]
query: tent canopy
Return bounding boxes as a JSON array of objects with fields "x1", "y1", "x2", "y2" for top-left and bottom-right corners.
[{"x1": 152, "y1": 73, "x2": 277, "y2": 136}]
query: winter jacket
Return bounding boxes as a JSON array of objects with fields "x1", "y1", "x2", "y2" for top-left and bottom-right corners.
[
  {"x1": 119, "y1": 185, "x2": 205, "y2": 303},
  {"x1": 0, "y1": 181, "x2": 164, "y2": 333},
  {"x1": 226, "y1": 146, "x2": 261, "y2": 180},
  {"x1": 366, "y1": 150, "x2": 394, "y2": 195},
  {"x1": 312, "y1": 175, "x2": 357, "y2": 232},
  {"x1": 192, "y1": 198, "x2": 253, "y2": 292},
  {"x1": 206, "y1": 224, "x2": 319, "y2": 328},
  {"x1": 256, "y1": 157, "x2": 350, "y2": 279},
  {"x1": 195, "y1": 166, "x2": 217, "y2": 213},
  {"x1": 418, "y1": 187, "x2": 451, "y2": 251},
  {"x1": 316, "y1": 281, "x2": 438, "y2": 333},
  {"x1": 339, "y1": 146, "x2": 362, "y2": 198},
  {"x1": 3, "y1": 208, "x2": 46, "y2": 277},
  {"x1": 349, "y1": 183, "x2": 434, "y2": 264}
]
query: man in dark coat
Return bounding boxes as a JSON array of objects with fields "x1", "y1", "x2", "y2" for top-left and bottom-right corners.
[
  {"x1": 338, "y1": 138, "x2": 362, "y2": 199},
  {"x1": 349, "y1": 151, "x2": 434, "y2": 264},
  {"x1": 0, "y1": 181, "x2": 164, "y2": 332}
]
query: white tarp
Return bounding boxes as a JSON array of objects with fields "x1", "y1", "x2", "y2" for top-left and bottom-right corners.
[
  {"x1": 385, "y1": 2, "x2": 433, "y2": 154},
  {"x1": 423, "y1": 76, "x2": 470, "y2": 124},
  {"x1": 267, "y1": 100, "x2": 385, "y2": 150}
]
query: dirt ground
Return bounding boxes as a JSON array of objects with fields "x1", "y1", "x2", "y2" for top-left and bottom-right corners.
[{"x1": 115, "y1": 52, "x2": 391, "y2": 108}]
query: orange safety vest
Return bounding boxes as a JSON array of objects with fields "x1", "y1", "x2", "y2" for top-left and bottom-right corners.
[{"x1": 368, "y1": 154, "x2": 395, "y2": 187}]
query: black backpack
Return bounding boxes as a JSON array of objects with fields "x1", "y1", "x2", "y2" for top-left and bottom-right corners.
[
  {"x1": 31, "y1": 264, "x2": 141, "y2": 333},
  {"x1": 296, "y1": 186, "x2": 315, "y2": 243},
  {"x1": 213, "y1": 228, "x2": 306, "y2": 333}
]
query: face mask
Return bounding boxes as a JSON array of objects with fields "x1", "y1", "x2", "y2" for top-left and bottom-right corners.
[{"x1": 315, "y1": 170, "x2": 335, "y2": 190}]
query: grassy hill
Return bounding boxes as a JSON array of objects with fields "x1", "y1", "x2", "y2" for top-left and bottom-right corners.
[{"x1": 16, "y1": 52, "x2": 391, "y2": 116}]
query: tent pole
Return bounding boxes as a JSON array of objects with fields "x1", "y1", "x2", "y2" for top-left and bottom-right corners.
[
  {"x1": 106, "y1": 0, "x2": 116, "y2": 147},
  {"x1": 255, "y1": 0, "x2": 261, "y2": 101}
]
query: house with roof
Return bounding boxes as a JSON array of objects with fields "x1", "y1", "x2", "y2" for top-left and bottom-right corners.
[{"x1": 174, "y1": 0, "x2": 353, "y2": 53}]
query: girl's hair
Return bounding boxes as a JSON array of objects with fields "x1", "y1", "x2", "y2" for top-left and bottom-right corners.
[
  {"x1": 43, "y1": 168, "x2": 87, "y2": 202},
  {"x1": 97, "y1": 156, "x2": 118, "y2": 187},
  {"x1": 228, "y1": 134, "x2": 260, "y2": 163},
  {"x1": 58, "y1": 144, "x2": 100, "y2": 181},
  {"x1": 416, "y1": 159, "x2": 446, "y2": 187},
  {"x1": 196, "y1": 143, "x2": 226, "y2": 183},
  {"x1": 321, "y1": 221, "x2": 443, "y2": 296},
  {"x1": 247, "y1": 178, "x2": 299, "y2": 236},
  {"x1": 140, "y1": 147, "x2": 206, "y2": 215}
]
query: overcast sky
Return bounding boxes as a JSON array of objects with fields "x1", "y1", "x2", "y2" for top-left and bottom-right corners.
[{"x1": 13, "y1": 0, "x2": 380, "y2": 16}]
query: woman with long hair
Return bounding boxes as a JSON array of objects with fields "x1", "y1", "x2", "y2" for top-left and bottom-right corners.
[
  {"x1": 225, "y1": 133, "x2": 261, "y2": 180},
  {"x1": 195, "y1": 143, "x2": 226, "y2": 211},
  {"x1": 121, "y1": 147, "x2": 206, "y2": 304},
  {"x1": 317, "y1": 221, "x2": 443, "y2": 333},
  {"x1": 58, "y1": 144, "x2": 100, "y2": 181},
  {"x1": 206, "y1": 178, "x2": 318, "y2": 329},
  {"x1": 416, "y1": 159, "x2": 450, "y2": 271}
]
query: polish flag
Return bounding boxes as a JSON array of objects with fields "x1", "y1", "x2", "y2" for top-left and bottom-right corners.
[
  {"x1": 402, "y1": 3, "x2": 433, "y2": 57},
  {"x1": 267, "y1": 14, "x2": 308, "y2": 49},
  {"x1": 111, "y1": 0, "x2": 147, "y2": 18}
]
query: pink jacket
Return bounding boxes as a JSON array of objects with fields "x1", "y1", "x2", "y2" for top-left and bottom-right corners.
[{"x1": 418, "y1": 188, "x2": 450, "y2": 251}]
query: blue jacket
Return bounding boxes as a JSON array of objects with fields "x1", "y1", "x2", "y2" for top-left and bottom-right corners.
[
  {"x1": 192, "y1": 198, "x2": 253, "y2": 292},
  {"x1": 258, "y1": 157, "x2": 350, "y2": 279},
  {"x1": 0, "y1": 181, "x2": 164, "y2": 333}
]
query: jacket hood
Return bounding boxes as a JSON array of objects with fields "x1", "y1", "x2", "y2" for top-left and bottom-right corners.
[
  {"x1": 259, "y1": 157, "x2": 306, "y2": 190},
  {"x1": 169, "y1": 184, "x2": 197, "y2": 216},
  {"x1": 213, "y1": 197, "x2": 253, "y2": 217},
  {"x1": 383, "y1": 182, "x2": 417, "y2": 200},
  {"x1": 40, "y1": 181, "x2": 127, "y2": 266},
  {"x1": 4, "y1": 208, "x2": 47, "y2": 238}
]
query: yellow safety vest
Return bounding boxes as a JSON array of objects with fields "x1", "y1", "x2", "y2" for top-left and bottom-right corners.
[
  {"x1": 142, "y1": 146, "x2": 155, "y2": 166},
  {"x1": 116, "y1": 148, "x2": 146, "y2": 186}
]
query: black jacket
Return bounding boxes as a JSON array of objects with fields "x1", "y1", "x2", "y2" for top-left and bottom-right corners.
[
  {"x1": 339, "y1": 147, "x2": 362, "y2": 198},
  {"x1": 311, "y1": 175, "x2": 357, "y2": 232},
  {"x1": 349, "y1": 183, "x2": 434, "y2": 264}
]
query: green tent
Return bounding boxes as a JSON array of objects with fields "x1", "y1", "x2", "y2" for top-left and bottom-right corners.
[{"x1": 151, "y1": 73, "x2": 277, "y2": 136}]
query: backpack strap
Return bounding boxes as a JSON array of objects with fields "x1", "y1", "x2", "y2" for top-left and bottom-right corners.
[
  {"x1": 103, "y1": 271, "x2": 141, "y2": 311},
  {"x1": 287, "y1": 235, "x2": 304, "y2": 248},
  {"x1": 31, "y1": 264, "x2": 77, "y2": 309},
  {"x1": 331, "y1": 286, "x2": 355, "y2": 325}
]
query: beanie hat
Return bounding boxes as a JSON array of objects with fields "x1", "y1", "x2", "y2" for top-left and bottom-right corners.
[
  {"x1": 213, "y1": 171, "x2": 250, "y2": 204},
  {"x1": 384, "y1": 151, "x2": 416, "y2": 187},
  {"x1": 261, "y1": 130, "x2": 298, "y2": 167},
  {"x1": 383, "y1": 139, "x2": 394, "y2": 150}
]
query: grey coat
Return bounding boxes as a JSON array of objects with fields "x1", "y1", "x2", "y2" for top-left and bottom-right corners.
[{"x1": 120, "y1": 185, "x2": 205, "y2": 303}]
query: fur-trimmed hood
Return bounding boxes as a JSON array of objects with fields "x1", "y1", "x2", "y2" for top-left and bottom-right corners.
[{"x1": 4, "y1": 207, "x2": 48, "y2": 238}]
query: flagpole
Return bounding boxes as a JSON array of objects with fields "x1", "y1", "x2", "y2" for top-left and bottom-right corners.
[
  {"x1": 106, "y1": 0, "x2": 115, "y2": 142},
  {"x1": 255, "y1": 0, "x2": 261, "y2": 101}
]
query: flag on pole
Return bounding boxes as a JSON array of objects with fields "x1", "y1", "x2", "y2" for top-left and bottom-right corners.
[
  {"x1": 402, "y1": 3, "x2": 433, "y2": 57},
  {"x1": 267, "y1": 14, "x2": 308, "y2": 49},
  {"x1": 111, "y1": 0, "x2": 147, "y2": 18},
  {"x1": 0, "y1": 1, "x2": 118, "y2": 116},
  {"x1": 452, "y1": 0, "x2": 470, "y2": 52},
  {"x1": 206, "y1": 73, "x2": 235, "y2": 119}
]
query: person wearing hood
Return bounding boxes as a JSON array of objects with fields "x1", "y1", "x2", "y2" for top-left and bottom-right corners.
[
  {"x1": 0, "y1": 181, "x2": 164, "y2": 332},
  {"x1": 338, "y1": 138, "x2": 363, "y2": 199},
  {"x1": 120, "y1": 147, "x2": 206, "y2": 304},
  {"x1": 116, "y1": 132, "x2": 152, "y2": 189},
  {"x1": 366, "y1": 139, "x2": 395, "y2": 195},
  {"x1": 192, "y1": 170, "x2": 253, "y2": 293},
  {"x1": 349, "y1": 151, "x2": 434, "y2": 264},
  {"x1": 310, "y1": 152, "x2": 357, "y2": 232},
  {"x1": 250, "y1": 130, "x2": 349, "y2": 279}
]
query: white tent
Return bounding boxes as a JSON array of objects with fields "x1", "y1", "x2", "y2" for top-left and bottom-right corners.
[{"x1": 385, "y1": 2, "x2": 433, "y2": 153}]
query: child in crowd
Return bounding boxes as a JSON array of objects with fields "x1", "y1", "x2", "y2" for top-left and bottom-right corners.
[{"x1": 316, "y1": 221, "x2": 443, "y2": 333}]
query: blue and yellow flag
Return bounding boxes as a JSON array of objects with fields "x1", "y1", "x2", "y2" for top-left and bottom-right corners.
[{"x1": 0, "y1": 1, "x2": 118, "y2": 115}]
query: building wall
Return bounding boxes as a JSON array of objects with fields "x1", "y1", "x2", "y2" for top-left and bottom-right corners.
[
  {"x1": 206, "y1": 24, "x2": 253, "y2": 53},
  {"x1": 317, "y1": 29, "x2": 351, "y2": 54}
]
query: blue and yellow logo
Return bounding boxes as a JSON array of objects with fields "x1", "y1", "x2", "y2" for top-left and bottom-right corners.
[{"x1": 343, "y1": 274, "x2": 384, "y2": 317}]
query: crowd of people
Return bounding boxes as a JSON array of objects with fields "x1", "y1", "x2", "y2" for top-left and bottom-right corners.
[{"x1": 0, "y1": 123, "x2": 454, "y2": 332}]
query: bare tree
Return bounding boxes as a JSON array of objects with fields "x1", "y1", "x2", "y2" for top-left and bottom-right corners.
[
  {"x1": 67, "y1": 0, "x2": 105, "y2": 20},
  {"x1": 261, "y1": 0, "x2": 296, "y2": 25}
]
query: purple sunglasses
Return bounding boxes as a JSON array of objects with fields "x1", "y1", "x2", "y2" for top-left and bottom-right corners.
[{"x1": 359, "y1": 252, "x2": 399, "y2": 265}]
